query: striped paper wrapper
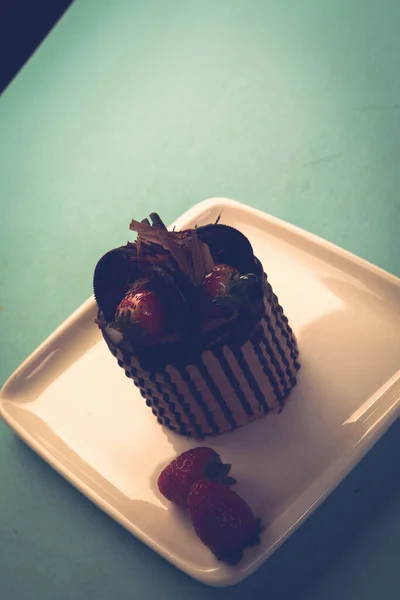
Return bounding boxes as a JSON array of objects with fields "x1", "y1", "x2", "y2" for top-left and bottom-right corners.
[{"x1": 102, "y1": 276, "x2": 300, "y2": 437}]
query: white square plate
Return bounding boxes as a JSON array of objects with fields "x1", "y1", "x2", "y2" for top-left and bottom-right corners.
[{"x1": 1, "y1": 198, "x2": 400, "y2": 587}]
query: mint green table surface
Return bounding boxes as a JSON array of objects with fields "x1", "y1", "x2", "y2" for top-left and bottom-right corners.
[{"x1": 1, "y1": 1, "x2": 399, "y2": 599}]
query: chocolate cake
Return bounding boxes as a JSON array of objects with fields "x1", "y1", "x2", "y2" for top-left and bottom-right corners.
[{"x1": 93, "y1": 213, "x2": 300, "y2": 437}]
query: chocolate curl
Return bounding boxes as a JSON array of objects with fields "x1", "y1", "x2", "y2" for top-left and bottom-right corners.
[
  {"x1": 130, "y1": 220, "x2": 195, "y2": 282},
  {"x1": 129, "y1": 219, "x2": 214, "y2": 285},
  {"x1": 150, "y1": 213, "x2": 167, "y2": 229},
  {"x1": 188, "y1": 228, "x2": 214, "y2": 285}
]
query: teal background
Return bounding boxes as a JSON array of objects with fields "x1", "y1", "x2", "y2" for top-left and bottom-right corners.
[{"x1": 0, "y1": 1, "x2": 399, "y2": 599}]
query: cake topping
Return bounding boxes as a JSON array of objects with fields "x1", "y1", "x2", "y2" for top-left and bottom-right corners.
[
  {"x1": 201, "y1": 264, "x2": 240, "y2": 317},
  {"x1": 129, "y1": 218, "x2": 214, "y2": 286},
  {"x1": 195, "y1": 223, "x2": 256, "y2": 273},
  {"x1": 93, "y1": 212, "x2": 262, "y2": 345},
  {"x1": 115, "y1": 286, "x2": 166, "y2": 339},
  {"x1": 93, "y1": 245, "x2": 139, "y2": 323}
]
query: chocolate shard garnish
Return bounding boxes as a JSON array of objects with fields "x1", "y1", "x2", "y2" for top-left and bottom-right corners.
[
  {"x1": 150, "y1": 213, "x2": 167, "y2": 229},
  {"x1": 129, "y1": 219, "x2": 214, "y2": 286},
  {"x1": 186, "y1": 228, "x2": 214, "y2": 286}
]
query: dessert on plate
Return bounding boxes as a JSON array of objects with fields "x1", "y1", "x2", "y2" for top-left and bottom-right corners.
[{"x1": 93, "y1": 212, "x2": 300, "y2": 437}]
